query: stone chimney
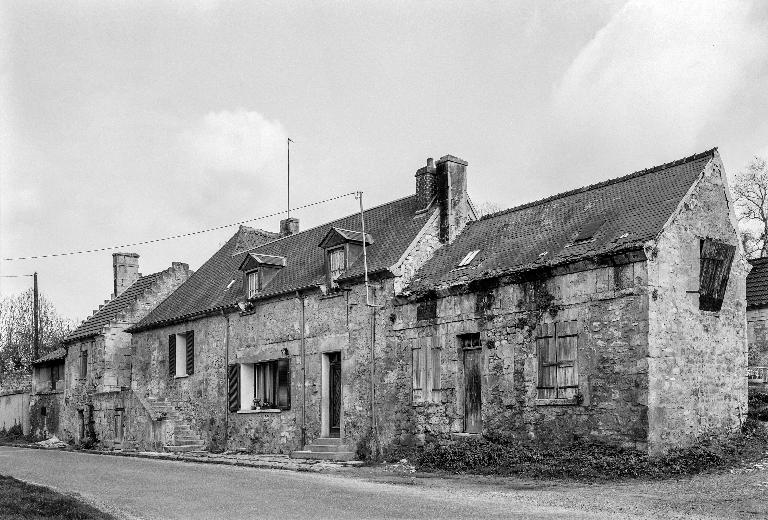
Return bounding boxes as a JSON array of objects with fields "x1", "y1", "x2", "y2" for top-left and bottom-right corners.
[
  {"x1": 112, "y1": 252, "x2": 140, "y2": 297},
  {"x1": 280, "y1": 217, "x2": 299, "y2": 237},
  {"x1": 436, "y1": 155, "x2": 469, "y2": 243},
  {"x1": 415, "y1": 157, "x2": 437, "y2": 208}
]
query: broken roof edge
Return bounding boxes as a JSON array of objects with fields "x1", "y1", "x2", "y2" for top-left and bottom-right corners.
[
  {"x1": 406, "y1": 242, "x2": 649, "y2": 299},
  {"x1": 478, "y1": 148, "x2": 718, "y2": 223}
]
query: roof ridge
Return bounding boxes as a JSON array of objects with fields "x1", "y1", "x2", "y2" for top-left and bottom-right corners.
[
  {"x1": 241, "y1": 194, "x2": 417, "y2": 253},
  {"x1": 479, "y1": 148, "x2": 717, "y2": 222}
]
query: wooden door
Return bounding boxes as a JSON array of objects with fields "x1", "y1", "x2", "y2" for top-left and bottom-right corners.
[
  {"x1": 329, "y1": 352, "x2": 341, "y2": 438},
  {"x1": 463, "y1": 348, "x2": 482, "y2": 433}
]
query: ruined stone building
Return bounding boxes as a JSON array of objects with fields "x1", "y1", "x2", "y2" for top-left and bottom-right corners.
[
  {"x1": 747, "y1": 258, "x2": 768, "y2": 393},
  {"x1": 29, "y1": 254, "x2": 191, "y2": 443},
  {"x1": 37, "y1": 148, "x2": 748, "y2": 458},
  {"x1": 386, "y1": 148, "x2": 747, "y2": 455}
]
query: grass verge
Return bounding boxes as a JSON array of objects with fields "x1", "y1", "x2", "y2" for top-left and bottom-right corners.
[
  {"x1": 384, "y1": 418, "x2": 768, "y2": 481},
  {"x1": 0, "y1": 475, "x2": 115, "y2": 520}
]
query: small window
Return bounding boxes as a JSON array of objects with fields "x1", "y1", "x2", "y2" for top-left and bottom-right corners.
[
  {"x1": 41, "y1": 406, "x2": 46, "y2": 416},
  {"x1": 79, "y1": 349, "x2": 88, "y2": 379},
  {"x1": 328, "y1": 247, "x2": 346, "y2": 282},
  {"x1": 247, "y1": 271, "x2": 260, "y2": 299},
  {"x1": 411, "y1": 336, "x2": 442, "y2": 403},
  {"x1": 50, "y1": 364, "x2": 61, "y2": 390},
  {"x1": 168, "y1": 331, "x2": 195, "y2": 377},
  {"x1": 699, "y1": 238, "x2": 736, "y2": 312},
  {"x1": 458, "y1": 250, "x2": 480, "y2": 267}
]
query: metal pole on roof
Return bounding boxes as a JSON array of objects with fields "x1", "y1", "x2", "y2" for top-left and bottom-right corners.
[
  {"x1": 33, "y1": 272, "x2": 39, "y2": 361},
  {"x1": 287, "y1": 138, "x2": 293, "y2": 219},
  {"x1": 357, "y1": 192, "x2": 371, "y2": 306}
]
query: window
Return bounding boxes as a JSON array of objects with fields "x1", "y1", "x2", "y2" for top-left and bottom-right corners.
[
  {"x1": 412, "y1": 336, "x2": 441, "y2": 402},
  {"x1": 457, "y1": 250, "x2": 480, "y2": 267},
  {"x1": 50, "y1": 363, "x2": 62, "y2": 390},
  {"x1": 536, "y1": 321, "x2": 578, "y2": 400},
  {"x1": 247, "y1": 271, "x2": 260, "y2": 299},
  {"x1": 168, "y1": 331, "x2": 195, "y2": 377},
  {"x1": 235, "y1": 359, "x2": 290, "y2": 411},
  {"x1": 699, "y1": 238, "x2": 736, "y2": 312},
  {"x1": 79, "y1": 348, "x2": 88, "y2": 379},
  {"x1": 328, "y1": 247, "x2": 346, "y2": 282}
]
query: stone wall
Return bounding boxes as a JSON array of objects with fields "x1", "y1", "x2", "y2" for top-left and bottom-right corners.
[
  {"x1": 386, "y1": 261, "x2": 651, "y2": 451},
  {"x1": 748, "y1": 307, "x2": 768, "y2": 367},
  {"x1": 0, "y1": 391, "x2": 30, "y2": 435},
  {"x1": 29, "y1": 391, "x2": 65, "y2": 439},
  {"x1": 646, "y1": 152, "x2": 748, "y2": 454}
]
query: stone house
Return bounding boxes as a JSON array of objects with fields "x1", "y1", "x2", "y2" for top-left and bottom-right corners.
[
  {"x1": 384, "y1": 148, "x2": 748, "y2": 455},
  {"x1": 46, "y1": 253, "x2": 191, "y2": 446},
  {"x1": 125, "y1": 155, "x2": 474, "y2": 456},
  {"x1": 29, "y1": 348, "x2": 66, "y2": 439},
  {"x1": 746, "y1": 258, "x2": 768, "y2": 393}
]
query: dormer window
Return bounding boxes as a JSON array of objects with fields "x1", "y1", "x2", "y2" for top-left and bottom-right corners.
[
  {"x1": 238, "y1": 253, "x2": 286, "y2": 299},
  {"x1": 319, "y1": 227, "x2": 374, "y2": 288}
]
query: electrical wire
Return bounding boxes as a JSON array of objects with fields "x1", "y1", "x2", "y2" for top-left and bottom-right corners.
[
  {"x1": 2, "y1": 191, "x2": 358, "y2": 261},
  {"x1": 0, "y1": 274, "x2": 34, "y2": 277}
]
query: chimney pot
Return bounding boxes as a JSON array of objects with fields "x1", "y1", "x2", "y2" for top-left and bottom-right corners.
[
  {"x1": 280, "y1": 218, "x2": 299, "y2": 237},
  {"x1": 112, "y1": 252, "x2": 140, "y2": 297}
]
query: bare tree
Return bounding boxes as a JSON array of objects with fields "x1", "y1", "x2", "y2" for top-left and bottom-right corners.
[
  {"x1": 0, "y1": 289, "x2": 73, "y2": 375},
  {"x1": 732, "y1": 155, "x2": 768, "y2": 258}
]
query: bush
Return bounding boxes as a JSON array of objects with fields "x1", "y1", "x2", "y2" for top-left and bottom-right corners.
[
  {"x1": 401, "y1": 424, "x2": 768, "y2": 481},
  {"x1": 0, "y1": 423, "x2": 24, "y2": 441}
]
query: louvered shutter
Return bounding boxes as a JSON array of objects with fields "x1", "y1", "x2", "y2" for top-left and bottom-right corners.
[
  {"x1": 431, "y1": 336, "x2": 441, "y2": 393},
  {"x1": 699, "y1": 239, "x2": 736, "y2": 311},
  {"x1": 168, "y1": 334, "x2": 176, "y2": 377},
  {"x1": 277, "y1": 358, "x2": 291, "y2": 410},
  {"x1": 228, "y1": 364, "x2": 240, "y2": 413},
  {"x1": 186, "y1": 331, "x2": 195, "y2": 375},
  {"x1": 555, "y1": 321, "x2": 578, "y2": 399},
  {"x1": 536, "y1": 324, "x2": 556, "y2": 399},
  {"x1": 412, "y1": 340, "x2": 422, "y2": 397}
]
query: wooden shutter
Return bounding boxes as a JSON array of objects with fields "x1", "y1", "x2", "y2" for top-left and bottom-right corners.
[
  {"x1": 536, "y1": 324, "x2": 556, "y2": 399},
  {"x1": 431, "y1": 336, "x2": 441, "y2": 393},
  {"x1": 168, "y1": 334, "x2": 176, "y2": 377},
  {"x1": 555, "y1": 321, "x2": 578, "y2": 399},
  {"x1": 186, "y1": 331, "x2": 195, "y2": 375},
  {"x1": 699, "y1": 239, "x2": 736, "y2": 311},
  {"x1": 412, "y1": 340, "x2": 422, "y2": 400},
  {"x1": 277, "y1": 358, "x2": 291, "y2": 410},
  {"x1": 228, "y1": 364, "x2": 240, "y2": 413}
]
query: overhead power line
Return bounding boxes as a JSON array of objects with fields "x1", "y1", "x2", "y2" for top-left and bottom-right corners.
[
  {"x1": 2, "y1": 191, "x2": 358, "y2": 262},
  {"x1": 0, "y1": 274, "x2": 35, "y2": 278}
]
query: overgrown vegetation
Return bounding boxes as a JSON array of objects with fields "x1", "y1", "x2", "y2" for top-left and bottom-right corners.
[
  {"x1": 0, "y1": 423, "x2": 24, "y2": 441},
  {"x1": 385, "y1": 419, "x2": 768, "y2": 481},
  {"x1": 749, "y1": 392, "x2": 768, "y2": 421},
  {"x1": 0, "y1": 474, "x2": 115, "y2": 519}
]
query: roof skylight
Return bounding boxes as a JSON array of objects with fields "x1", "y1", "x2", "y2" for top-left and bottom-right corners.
[{"x1": 458, "y1": 250, "x2": 480, "y2": 267}]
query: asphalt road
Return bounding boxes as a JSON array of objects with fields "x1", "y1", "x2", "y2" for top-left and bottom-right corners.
[{"x1": 0, "y1": 446, "x2": 594, "y2": 520}]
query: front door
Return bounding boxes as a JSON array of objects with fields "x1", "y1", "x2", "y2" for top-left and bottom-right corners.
[
  {"x1": 463, "y1": 347, "x2": 482, "y2": 433},
  {"x1": 328, "y1": 352, "x2": 341, "y2": 438}
]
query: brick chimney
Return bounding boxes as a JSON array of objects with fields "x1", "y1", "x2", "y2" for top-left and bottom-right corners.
[
  {"x1": 112, "y1": 252, "x2": 140, "y2": 297},
  {"x1": 415, "y1": 157, "x2": 437, "y2": 208},
  {"x1": 436, "y1": 155, "x2": 469, "y2": 243},
  {"x1": 280, "y1": 217, "x2": 299, "y2": 237}
]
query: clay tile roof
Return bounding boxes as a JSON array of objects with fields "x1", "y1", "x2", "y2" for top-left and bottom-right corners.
[
  {"x1": 409, "y1": 149, "x2": 717, "y2": 292},
  {"x1": 32, "y1": 347, "x2": 67, "y2": 366},
  {"x1": 132, "y1": 195, "x2": 427, "y2": 331},
  {"x1": 747, "y1": 257, "x2": 768, "y2": 307},
  {"x1": 63, "y1": 271, "x2": 168, "y2": 343}
]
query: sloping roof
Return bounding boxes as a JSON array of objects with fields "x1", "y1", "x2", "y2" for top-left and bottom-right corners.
[
  {"x1": 32, "y1": 347, "x2": 67, "y2": 366},
  {"x1": 63, "y1": 271, "x2": 167, "y2": 343},
  {"x1": 409, "y1": 149, "x2": 716, "y2": 292},
  {"x1": 133, "y1": 195, "x2": 428, "y2": 331},
  {"x1": 747, "y1": 257, "x2": 768, "y2": 307}
]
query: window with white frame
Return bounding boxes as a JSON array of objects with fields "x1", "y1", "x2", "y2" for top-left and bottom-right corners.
[
  {"x1": 247, "y1": 270, "x2": 261, "y2": 299},
  {"x1": 237, "y1": 359, "x2": 291, "y2": 411},
  {"x1": 168, "y1": 331, "x2": 195, "y2": 377}
]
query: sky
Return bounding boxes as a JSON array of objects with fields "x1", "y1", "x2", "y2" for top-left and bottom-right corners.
[{"x1": 2, "y1": 0, "x2": 768, "y2": 323}]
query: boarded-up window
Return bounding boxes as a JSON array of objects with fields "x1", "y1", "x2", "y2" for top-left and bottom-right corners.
[
  {"x1": 699, "y1": 239, "x2": 736, "y2": 312},
  {"x1": 537, "y1": 321, "x2": 578, "y2": 399},
  {"x1": 411, "y1": 336, "x2": 442, "y2": 402},
  {"x1": 228, "y1": 364, "x2": 240, "y2": 413}
]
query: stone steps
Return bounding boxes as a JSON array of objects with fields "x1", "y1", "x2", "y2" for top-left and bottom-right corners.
[
  {"x1": 144, "y1": 395, "x2": 207, "y2": 453},
  {"x1": 291, "y1": 437, "x2": 357, "y2": 462}
]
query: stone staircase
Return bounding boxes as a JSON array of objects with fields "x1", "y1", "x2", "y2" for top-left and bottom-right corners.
[
  {"x1": 144, "y1": 396, "x2": 206, "y2": 453},
  {"x1": 291, "y1": 437, "x2": 356, "y2": 461}
]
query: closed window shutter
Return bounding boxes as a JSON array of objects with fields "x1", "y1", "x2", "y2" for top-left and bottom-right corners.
[
  {"x1": 186, "y1": 331, "x2": 195, "y2": 375},
  {"x1": 555, "y1": 321, "x2": 578, "y2": 399},
  {"x1": 228, "y1": 364, "x2": 240, "y2": 413},
  {"x1": 168, "y1": 334, "x2": 176, "y2": 377},
  {"x1": 412, "y1": 343, "x2": 422, "y2": 391},
  {"x1": 277, "y1": 358, "x2": 291, "y2": 410},
  {"x1": 536, "y1": 324, "x2": 556, "y2": 399},
  {"x1": 431, "y1": 336, "x2": 441, "y2": 392},
  {"x1": 699, "y1": 239, "x2": 736, "y2": 312}
]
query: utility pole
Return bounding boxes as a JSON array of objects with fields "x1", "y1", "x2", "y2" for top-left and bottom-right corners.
[
  {"x1": 287, "y1": 138, "x2": 293, "y2": 219},
  {"x1": 33, "y1": 271, "x2": 39, "y2": 361}
]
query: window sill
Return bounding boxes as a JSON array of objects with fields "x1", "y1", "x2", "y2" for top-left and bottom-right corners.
[
  {"x1": 320, "y1": 291, "x2": 345, "y2": 301},
  {"x1": 236, "y1": 409, "x2": 283, "y2": 414},
  {"x1": 536, "y1": 398, "x2": 579, "y2": 406},
  {"x1": 173, "y1": 374, "x2": 189, "y2": 379}
]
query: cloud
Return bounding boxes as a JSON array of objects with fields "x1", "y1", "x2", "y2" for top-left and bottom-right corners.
[
  {"x1": 184, "y1": 109, "x2": 286, "y2": 174},
  {"x1": 551, "y1": 0, "x2": 768, "y2": 160}
]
